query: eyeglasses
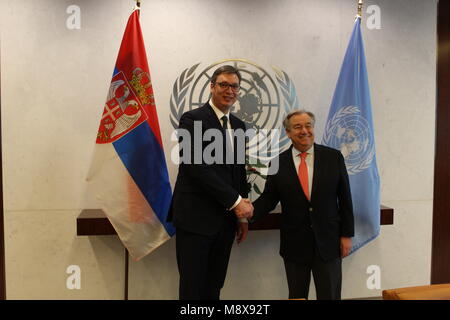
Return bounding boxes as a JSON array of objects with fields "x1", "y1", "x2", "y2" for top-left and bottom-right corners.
[
  {"x1": 214, "y1": 82, "x2": 240, "y2": 92},
  {"x1": 292, "y1": 124, "x2": 314, "y2": 131}
]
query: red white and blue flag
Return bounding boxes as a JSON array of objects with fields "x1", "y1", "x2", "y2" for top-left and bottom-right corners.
[{"x1": 87, "y1": 7, "x2": 175, "y2": 261}]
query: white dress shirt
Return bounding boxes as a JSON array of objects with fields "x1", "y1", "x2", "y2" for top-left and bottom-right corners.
[
  {"x1": 209, "y1": 100, "x2": 234, "y2": 151},
  {"x1": 209, "y1": 100, "x2": 245, "y2": 219}
]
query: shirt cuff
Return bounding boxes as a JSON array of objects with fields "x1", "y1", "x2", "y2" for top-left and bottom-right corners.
[{"x1": 229, "y1": 195, "x2": 242, "y2": 211}]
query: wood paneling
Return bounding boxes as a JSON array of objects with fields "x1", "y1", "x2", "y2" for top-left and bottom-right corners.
[
  {"x1": 0, "y1": 42, "x2": 5, "y2": 300},
  {"x1": 77, "y1": 206, "x2": 394, "y2": 236},
  {"x1": 431, "y1": 0, "x2": 450, "y2": 284}
]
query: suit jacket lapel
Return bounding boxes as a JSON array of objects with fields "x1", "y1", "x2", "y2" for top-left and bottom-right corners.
[
  {"x1": 283, "y1": 145, "x2": 309, "y2": 202},
  {"x1": 311, "y1": 143, "x2": 322, "y2": 202},
  {"x1": 204, "y1": 102, "x2": 235, "y2": 172},
  {"x1": 229, "y1": 113, "x2": 241, "y2": 130},
  {"x1": 285, "y1": 145, "x2": 298, "y2": 177},
  {"x1": 204, "y1": 103, "x2": 223, "y2": 130}
]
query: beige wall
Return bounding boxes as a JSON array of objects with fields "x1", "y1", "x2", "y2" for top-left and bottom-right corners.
[{"x1": 0, "y1": 0, "x2": 436, "y2": 299}]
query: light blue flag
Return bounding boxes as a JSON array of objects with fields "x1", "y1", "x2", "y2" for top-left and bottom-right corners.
[{"x1": 322, "y1": 17, "x2": 380, "y2": 254}]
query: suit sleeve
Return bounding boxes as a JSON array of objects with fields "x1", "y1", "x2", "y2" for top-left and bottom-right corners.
[
  {"x1": 240, "y1": 165, "x2": 249, "y2": 199},
  {"x1": 250, "y1": 163, "x2": 280, "y2": 223},
  {"x1": 178, "y1": 112, "x2": 241, "y2": 209},
  {"x1": 337, "y1": 152, "x2": 355, "y2": 237},
  {"x1": 239, "y1": 123, "x2": 250, "y2": 199}
]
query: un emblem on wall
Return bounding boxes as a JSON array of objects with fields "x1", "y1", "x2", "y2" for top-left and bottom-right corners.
[
  {"x1": 170, "y1": 59, "x2": 299, "y2": 197},
  {"x1": 322, "y1": 106, "x2": 375, "y2": 175}
]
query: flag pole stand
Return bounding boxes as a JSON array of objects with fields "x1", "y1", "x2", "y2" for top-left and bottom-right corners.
[{"x1": 124, "y1": 248, "x2": 129, "y2": 300}]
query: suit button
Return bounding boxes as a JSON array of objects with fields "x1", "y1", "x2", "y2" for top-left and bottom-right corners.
[{"x1": 309, "y1": 207, "x2": 313, "y2": 212}]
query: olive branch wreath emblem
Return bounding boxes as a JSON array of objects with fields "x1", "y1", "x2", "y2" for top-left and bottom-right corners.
[
  {"x1": 322, "y1": 106, "x2": 375, "y2": 175},
  {"x1": 169, "y1": 63, "x2": 200, "y2": 129},
  {"x1": 170, "y1": 62, "x2": 299, "y2": 197}
]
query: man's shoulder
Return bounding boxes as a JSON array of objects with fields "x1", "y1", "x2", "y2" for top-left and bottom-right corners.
[
  {"x1": 229, "y1": 112, "x2": 244, "y2": 122},
  {"x1": 315, "y1": 143, "x2": 343, "y2": 158},
  {"x1": 180, "y1": 103, "x2": 211, "y2": 120},
  {"x1": 279, "y1": 147, "x2": 293, "y2": 158},
  {"x1": 229, "y1": 112, "x2": 246, "y2": 129},
  {"x1": 270, "y1": 147, "x2": 292, "y2": 165}
]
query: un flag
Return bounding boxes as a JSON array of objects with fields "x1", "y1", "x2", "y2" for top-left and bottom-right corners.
[{"x1": 322, "y1": 17, "x2": 380, "y2": 254}]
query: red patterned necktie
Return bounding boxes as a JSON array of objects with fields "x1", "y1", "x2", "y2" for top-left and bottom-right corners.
[{"x1": 298, "y1": 152, "x2": 310, "y2": 200}]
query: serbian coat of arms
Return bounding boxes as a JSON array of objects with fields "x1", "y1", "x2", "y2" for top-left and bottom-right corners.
[{"x1": 96, "y1": 68, "x2": 154, "y2": 144}]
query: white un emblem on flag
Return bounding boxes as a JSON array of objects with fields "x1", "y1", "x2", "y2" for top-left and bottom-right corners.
[{"x1": 322, "y1": 106, "x2": 375, "y2": 175}]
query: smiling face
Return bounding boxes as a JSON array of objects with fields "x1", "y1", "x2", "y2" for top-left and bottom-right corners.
[
  {"x1": 210, "y1": 73, "x2": 240, "y2": 113},
  {"x1": 286, "y1": 113, "x2": 315, "y2": 152}
]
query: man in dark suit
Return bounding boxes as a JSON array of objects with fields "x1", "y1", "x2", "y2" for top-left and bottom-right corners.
[
  {"x1": 251, "y1": 110, "x2": 354, "y2": 300},
  {"x1": 169, "y1": 65, "x2": 253, "y2": 300}
]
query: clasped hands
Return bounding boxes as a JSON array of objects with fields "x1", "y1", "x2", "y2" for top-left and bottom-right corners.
[{"x1": 233, "y1": 198, "x2": 253, "y2": 219}]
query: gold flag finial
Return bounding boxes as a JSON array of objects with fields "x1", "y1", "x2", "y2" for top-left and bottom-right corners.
[{"x1": 357, "y1": 0, "x2": 363, "y2": 18}]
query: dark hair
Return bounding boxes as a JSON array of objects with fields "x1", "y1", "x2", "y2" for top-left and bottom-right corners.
[
  {"x1": 283, "y1": 109, "x2": 316, "y2": 131},
  {"x1": 211, "y1": 65, "x2": 242, "y2": 84}
]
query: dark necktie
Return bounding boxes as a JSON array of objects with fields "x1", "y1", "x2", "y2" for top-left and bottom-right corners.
[{"x1": 221, "y1": 115, "x2": 228, "y2": 130}]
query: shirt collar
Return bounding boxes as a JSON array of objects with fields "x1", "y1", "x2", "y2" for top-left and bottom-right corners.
[
  {"x1": 209, "y1": 99, "x2": 229, "y2": 121},
  {"x1": 293, "y1": 144, "x2": 314, "y2": 156}
]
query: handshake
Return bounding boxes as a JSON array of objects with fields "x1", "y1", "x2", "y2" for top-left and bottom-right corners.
[{"x1": 233, "y1": 198, "x2": 254, "y2": 219}]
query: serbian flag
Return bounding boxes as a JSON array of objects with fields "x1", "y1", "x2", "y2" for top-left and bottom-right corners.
[{"x1": 87, "y1": 8, "x2": 175, "y2": 261}]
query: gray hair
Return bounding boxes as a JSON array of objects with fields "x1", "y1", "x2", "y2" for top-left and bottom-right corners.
[{"x1": 283, "y1": 109, "x2": 316, "y2": 131}]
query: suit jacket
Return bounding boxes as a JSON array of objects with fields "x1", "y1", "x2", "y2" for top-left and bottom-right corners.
[
  {"x1": 252, "y1": 143, "x2": 354, "y2": 262},
  {"x1": 168, "y1": 102, "x2": 249, "y2": 236}
]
